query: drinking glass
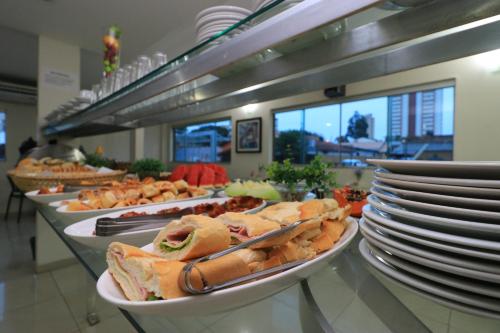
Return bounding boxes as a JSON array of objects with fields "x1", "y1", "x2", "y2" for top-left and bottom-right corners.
[
  {"x1": 152, "y1": 52, "x2": 168, "y2": 70},
  {"x1": 91, "y1": 84, "x2": 101, "y2": 102},
  {"x1": 130, "y1": 61, "x2": 139, "y2": 82},
  {"x1": 113, "y1": 68, "x2": 125, "y2": 92},
  {"x1": 122, "y1": 65, "x2": 133, "y2": 86},
  {"x1": 137, "y1": 55, "x2": 152, "y2": 78}
]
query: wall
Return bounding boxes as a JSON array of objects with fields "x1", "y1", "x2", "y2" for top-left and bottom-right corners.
[
  {"x1": 0, "y1": 101, "x2": 37, "y2": 213},
  {"x1": 163, "y1": 51, "x2": 500, "y2": 189},
  {"x1": 36, "y1": 36, "x2": 80, "y2": 271},
  {"x1": 78, "y1": 130, "x2": 132, "y2": 162}
]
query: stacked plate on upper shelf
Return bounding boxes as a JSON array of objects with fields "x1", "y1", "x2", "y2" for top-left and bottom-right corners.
[
  {"x1": 195, "y1": 5, "x2": 252, "y2": 43},
  {"x1": 360, "y1": 159, "x2": 500, "y2": 319}
]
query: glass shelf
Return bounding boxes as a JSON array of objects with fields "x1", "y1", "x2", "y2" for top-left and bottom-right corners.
[
  {"x1": 42, "y1": 0, "x2": 500, "y2": 139},
  {"x1": 36, "y1": 203, "x2": 500, "y2": 333}
]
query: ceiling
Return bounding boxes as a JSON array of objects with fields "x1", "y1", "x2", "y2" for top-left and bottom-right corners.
[{"x1": 0, "y1": 0, "x2": 251, "y2": 64}]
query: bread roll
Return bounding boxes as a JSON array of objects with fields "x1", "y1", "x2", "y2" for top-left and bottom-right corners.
[{"x1": 153, "y1": 215, "x2": 231, "y2": 260}]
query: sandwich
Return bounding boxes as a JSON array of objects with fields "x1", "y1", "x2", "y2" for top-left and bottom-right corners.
[
  {"x1": 107, "y1": 242, "x2": 266, "y2": 301},
  {"x1": 106, "y1": 242, "x2": 187, "y2": 301},
  {"x1": 153, "y1": 215, "x2": 231, "y2": 260},
  {"x1": 256, "y1": 202, "x2": 303, "y2": 225},
  {"x1": 217, "y1": 212, "x2": 281, "y2": 245}
]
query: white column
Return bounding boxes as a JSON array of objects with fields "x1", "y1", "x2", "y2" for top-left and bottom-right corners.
[{"x1": 36, "y1": 36, "x2": 80, "y2": 271}]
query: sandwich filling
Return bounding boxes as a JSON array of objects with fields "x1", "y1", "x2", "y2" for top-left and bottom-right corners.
[
  {"x1": 228, "y1": 225, "x2": 250, "y2": 243},
  {"x1": 111, "y1": 250, "x2": 149, "y2": 300},
  {"x1": 160, "y1": 227, "x2": 194, "y2": 252}
]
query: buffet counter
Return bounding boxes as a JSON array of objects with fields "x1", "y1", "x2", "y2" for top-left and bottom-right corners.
[{"x1": 37, "y1": 202, "x2": 447, "y2": 333}]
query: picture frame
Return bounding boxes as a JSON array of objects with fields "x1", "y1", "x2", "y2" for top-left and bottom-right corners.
[{"x1": 236, "y1": 117, "x2": 262, "y2": 153}]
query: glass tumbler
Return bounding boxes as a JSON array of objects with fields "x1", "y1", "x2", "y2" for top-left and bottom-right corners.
[
  {"x1": 113, "y1": 68, "x2": 125, "y2": 92},
  {"x1": 137, "y1": 55, "x2": 152, "y2": 78},
  {"x1": 152, "y1": 52, "x2": 168, "y2": 70},
  {"x1": 91, "y1": 83, "x2": 101, "y2": 103}
]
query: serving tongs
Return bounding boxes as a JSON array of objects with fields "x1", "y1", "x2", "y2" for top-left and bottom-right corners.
[
  {"x1": 179, "y1": 220, "x2": 308, "y2": 294},
  {"x1": 95, "y1": 207, "x2": 194, "y2": 236}
]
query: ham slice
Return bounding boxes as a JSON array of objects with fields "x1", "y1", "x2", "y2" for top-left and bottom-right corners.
[
  {"x1": 228, "y1": 226, "x2": 251, "y2": 243},
  {"x1": 166, "y1": 228, "x2": 193, "y2": 245}
]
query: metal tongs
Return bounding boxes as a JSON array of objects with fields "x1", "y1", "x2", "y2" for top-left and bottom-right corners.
[
  {"x1": 95, "y1": 207, "x2": 194, "y2": 236},
  {"x1": 179, "y1": 220, "x2": 308, "y2": 294}
]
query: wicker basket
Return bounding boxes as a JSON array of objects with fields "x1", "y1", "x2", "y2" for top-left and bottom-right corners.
[{"x1": 8, "y1": 169, "x2": 127, "y2": 193}]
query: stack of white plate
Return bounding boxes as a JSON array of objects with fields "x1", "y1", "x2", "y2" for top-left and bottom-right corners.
[
  {"x1": 195, "y1": 6, "x2": 252, "y2": 43},
  {"x1": 360, "y1": 159, "x2": 500, "y2": 319}
]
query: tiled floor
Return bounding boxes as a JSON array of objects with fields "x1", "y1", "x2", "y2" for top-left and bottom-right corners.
[{"x1": 1, "y1": 212, "x2": 499, "y2": 333}]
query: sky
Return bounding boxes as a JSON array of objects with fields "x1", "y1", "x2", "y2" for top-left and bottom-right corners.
[{"x1": 275, "y1": 86, "x2": 455, "y2": 142}]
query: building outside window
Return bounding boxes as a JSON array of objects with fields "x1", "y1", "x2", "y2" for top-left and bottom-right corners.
[
  {"x1": 0, "y1": 112, "x2": 5, "y2": 160},
  {"x1": 273, "y1": 85, "x2": 454, "y2": 166},
  {"x1": 174, "y1": 119, "x2": 231, "y2": 163}
]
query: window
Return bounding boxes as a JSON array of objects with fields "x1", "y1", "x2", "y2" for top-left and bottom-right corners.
[
  {"x1": 0, "y1": 112, "x2": 5, "y2": 160},
  {"x1": 174, "y1": 119, "x2": 231, "y2": 163},
  {"x1": 273, "y1": 86, "x2": 455, "y2": 166}
]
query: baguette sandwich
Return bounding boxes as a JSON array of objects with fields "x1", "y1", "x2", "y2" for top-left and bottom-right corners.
[
  {"x1": 153, "y1": 215, "x2": 231, "y2": 260},
  {"x1": 107, "y1": 242, "x2": 266, "y2": 301},
  {"x1": 217, "y1": 212, "x2": 281, "y2": 245}
]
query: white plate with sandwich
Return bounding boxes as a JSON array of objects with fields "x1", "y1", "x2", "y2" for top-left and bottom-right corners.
[
  {"x1": 97, "y1": 200, "x2": 358, "y2": 315},
  {"x1": 64, "y1": 197, "x2": 267, "y2": 250},
  {"x1": 25, "y1": 187, "x2": 79, "y2": 205},
  {"x1": 54, "y1": 190, "x2": 214, "y2": 224}
]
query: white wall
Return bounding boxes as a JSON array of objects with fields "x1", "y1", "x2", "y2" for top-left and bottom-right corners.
[
  {"x1": 0, "y1": 101, "x2": 37, "y2": 213},
  {"x1": 78, "y1": 130, "x2": 132, "y2": 162},
  {"x1": 36, "y1": 36, "x2": 80, "y2": 271}
]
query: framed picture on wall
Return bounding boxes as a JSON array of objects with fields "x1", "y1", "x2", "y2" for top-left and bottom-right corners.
[{"x1": 236, "y1": 117, "x2": 262, "y2": 153}]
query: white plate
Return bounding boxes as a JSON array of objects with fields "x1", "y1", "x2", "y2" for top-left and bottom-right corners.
[
  {"x1": 360, "y1": 239, "x2": 500, "y2": 319},
  {"x1": 374, "y1": 176, "x2": 500, "y2": 199},
  {"x1": 54, "y1": 191, "x2": 214, "y2": 224},
  {"x1": 371, "y1": 187, "x2": 500, "y2": 223},
  {"x1": 367, "y1": 195, "x2": 500, "y2": 238},
  {"x1": 374, "y1": 169, "x2": 500, "y2": 189},
  {"x1": 363, "y1": 204, "x2": 500, "y2": 250},
  {"x1": 360, "y1": 223, "x2": 500, "y2": 283},
  {"x1": 25, "y1": 188, "x2": 78, "y2": 205},
  {"x1": 372, "y1": 181, "x2": 500, "y2": 212},
  {"x1": 97, "y1": 217, "x2": 358, "y2": 315},
  {"x1": 197, "y1": 21, "x2": 241, "y2": 34},
  {"x1": 195, "y1": 14, "x2": 245, "y2": 31},
  {"x1": 363, "y1": 212, "x2": 500, "y2": 262},
  {"x1": 195, "y1": 6, "x2": 251, "y2": 22},
  {"x1": 367, "y1": 159, "x2": 500, "y2": 179},
  {"x1": 64, "y1": 198, "x2": 267, "y2": 250},
  {"x1": 364, "y1": 237, "x2": 500, "y2": 298}
]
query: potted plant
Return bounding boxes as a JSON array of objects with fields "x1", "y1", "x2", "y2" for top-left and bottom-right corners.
[
  {"x1": 266, "y1": 159, "x2": 308, "y2": 201},
  {"x1": 303, "y1": 156, "x2": 337, "y2": 199},
  {"x1": 130, "y1": 158, "x2": 166, "y2": 180}
]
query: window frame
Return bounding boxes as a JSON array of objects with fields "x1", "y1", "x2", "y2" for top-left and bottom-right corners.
[
  {"x1": 0, "y1": 111, "x2": 5, "y2": 161},
  {"x1": 171, "y1": 117, "x2": 232, "y2": 164},
  {"x1": 272, "y1": 80, "x2": 456, "y2": 166}
]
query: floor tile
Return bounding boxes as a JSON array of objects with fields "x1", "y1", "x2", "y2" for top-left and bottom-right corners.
[
  {"x1": 448, "y1": 310, "x2": 500, "y2": 333},
  {"x1": 420, "y1": 317, "x2": 449, "y2": 333},
  {"x1": 307, "y1": 269, "x2": 356, "y2": 323},
  {"x1": 333, "y1": 297, "x2": 391, "y2": 333},
  {"x1": 51, "y1": 263, "x2": 88, "y2": 294},
  {"x1": 379, "y1": 277, "x2": 451, "y2": 325},
  {"x1": 208, "y1": 297, "x2": 303, "y2": 333},
  {"x1": 79, "y1": 314, "x2": 137, "y2": 333},
  {"x1": 149, "y1": 316, "x2": 207, "y2": 333},
  {"x1": 0, "y1": 295, "x2": 79, "y2": 333},
  {"x1": 0, "y1": 271, "x2": 60, "y2": 312},
  {"x1": 61, "y1": 286, "x2": 121, "y2": 330}
]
